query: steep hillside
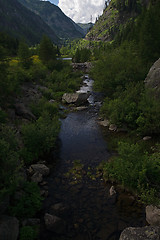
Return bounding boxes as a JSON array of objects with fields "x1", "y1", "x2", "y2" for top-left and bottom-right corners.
[
  {"x1": 86, "y1": 0, "x2": 146, "y2": 41},
  {"x1": 0, "y1": 0, "x2": 59, "y2": 45},
  {"x1": 18, "y1": 0, "x2": 84, "y2": 40},
  {"x1": 77, "y1": 23, "x2": 94, "y2": 35}
]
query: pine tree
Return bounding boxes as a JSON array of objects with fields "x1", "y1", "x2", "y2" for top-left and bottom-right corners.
[
  {"x1": 38, "y1": 35, "x2": 56, "y2": 64},
  {"x1": 18, "y1": 41, "x2": 32, "y2": 69}
]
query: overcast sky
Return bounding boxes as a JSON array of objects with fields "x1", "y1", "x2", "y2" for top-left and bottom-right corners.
[{"x1": 48, "y1": 0, "x2": 105, "y2": 23}]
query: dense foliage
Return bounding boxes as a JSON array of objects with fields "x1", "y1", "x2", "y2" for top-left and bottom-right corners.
[
  {"x1": 91, "y1": 0, "x2": 160, "y2": 136},
  {"x1": 90, "y1": 0, "x2": 160, "y2": 204},
  {"x1": 103, "y1": 142, "x2": 160, "y2": 204},
  {"x1": 0, "y1": 32, "x2": 83, "y2": 238}
]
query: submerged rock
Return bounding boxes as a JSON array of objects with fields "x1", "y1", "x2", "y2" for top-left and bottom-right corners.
[
  {"x1": 0, "y1": 215, "x2": 19, "y2": 240},
  {"x1": 22, "y1": 218, "x2": 40, "y2": 226},
  {"x1": 119, "y1": 226, "x2": 160, "y2": 240},
  {"x1": 62, "y1": 92, "x2": 90, "y2": 106},
  {"x1": 44, "y1": 213, "x2": 66, "y2": 234}
]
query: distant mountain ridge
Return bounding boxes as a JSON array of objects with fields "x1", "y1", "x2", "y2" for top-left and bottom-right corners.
[
  {"x1": 0, "y1": 0, "x2": 59, "y2": 45},
  {"x1": 18, "y1": 0, "x2": 85, "y2": 40}
]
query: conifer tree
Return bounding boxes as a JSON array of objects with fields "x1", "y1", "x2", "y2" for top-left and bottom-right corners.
[
  {"x1": 38, "y1": 35, "x2": 56, "y2": 64},
  {"x1": 18, "y1": 41, "x2": 32, "y2": 69}
]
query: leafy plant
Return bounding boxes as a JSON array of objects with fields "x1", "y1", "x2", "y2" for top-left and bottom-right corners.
[
  {"x1": 19, "y1": 226, "x2": 38, "y2": 240},
  {"x1": 10, "y1": 182, "x2": 42, "y2": 218},
  {"x1": 21, "y1": 113, "x2": 60, "y2": 163}
]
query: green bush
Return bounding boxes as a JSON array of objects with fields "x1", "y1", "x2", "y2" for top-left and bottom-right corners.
[
  {"x1": 73, "y1": 48, "x2": 92, "y2": 63},
  {"x1": 103, "y1": 141, "x2": 160, "y2": 204},
  {"x1": 136, "y1": 90, "x2": 160, "y2": 135},
  {"x1": 46, "y1": 66, "x2": 82, "y2": 94},
  {"x1": 100, "y1": 82, "x2": 143, "y2": 128},
  {"x1": 91, "y1": 41, "x2": 146, "y2": 97},
  {"x1": 10, "y1": 182, "x2": 42, "y2": 218},
  {"x1": 30, "y1": 97, "x2": 59, "y2": 119},
  {"x1": 28, "y1": 63, "x2": 48, "y2": 82},
  {"x1": 20, "y1": 226, "x2": 38, "y2": 240},
  {"x1": 0, "y1": 125, "x2": 19, "y2": 199},
  {"x1": 0, "y1": 109, "x2": 7, "y2": 123},
  {"x1": 21, "y1": 113, "x2": 60, "y2": 163}
]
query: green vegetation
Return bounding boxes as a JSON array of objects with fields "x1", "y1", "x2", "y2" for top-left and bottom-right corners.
[
  {"x1": 10, "y1": 181, "x2": 42, "y2": 218},
  {"x1": 0, "y1": 31, "x2": 83, "y2": 237},
  {"x1": 89, "y1": 0, "x2": 160, "y2": 204},
  {"x1": 102, "y1": 142, "x2": 160, "y2": 204},
  {"x1": 21, "y1": 113, "x2": 60, "y2": 164},
  {"x1": 91, "y1": 0, "x2": 160, "y2": 135},
  {"x1": 19, "y1": 226, "x2": 38, "y2": 240},
  {"x1": 73, "y1": 48, "x2": 92, "y2": 63}
]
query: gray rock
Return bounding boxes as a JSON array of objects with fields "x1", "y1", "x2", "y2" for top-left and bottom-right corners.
[
  {"x1": 75, "y1": 106, "x2": 88, "y2": 111},
  {"x1": 51, "y1": 203, "x2": 69, "y2": 216},
  {"x1": 40, "y1": 190, "x2": 49, "y2": 197},
  {"x1": 30, "y1": 164, "x2": 50, "y2": 177},
  {"x1": 14, "y1": 103, "x2": 36, "y2": 120},
  {"x1": 109, "y1": 124, "x2": 117, "y2": 131},
  {"x1": 49, "y1": 99, "x2": 55, "y2": 103},
  {"x1": 31, "y1": 172, "x2": 43, "y2": 183},
  {"x1": 62, "y1": 92, "x2": 90, "y2": 105},
  {"x1": 145, "y1": 58, "x2": 160, "y2": 91},
  {"x1": 146, "y1": 205, "x2": 160, "y2": 226},
  {"x1": 109, "y1": 186, "x2": 116, "y2": 196},
  {"x1": 119, "y1": 226, "x2": 160, "y2": 240},
  {"x1": 98, "y1": 119, "x2": 110, "y2": 127},
  {"x1": 0, "y1": 215, "x2": 19, "y2": 240},
  {"x1": 143, "y1": 136, "x2": 152, "y2": 141},
  {"x1": 44, "y1": 213, "x2": 66, "y2": 234},
  {"x1": 22, "y1": 218, "x2": 40, "y2": 226}
]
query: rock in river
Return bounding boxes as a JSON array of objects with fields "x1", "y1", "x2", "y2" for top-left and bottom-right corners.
[
  {"x1": 62, "y1": 92, "x2": 90, "y2": 106},
  {"x1": 44, "y1": 213, "x2": 66, "y2": 234},
  {"x1": 30, "y1": 164, "x2": 50, "y2": 177}
]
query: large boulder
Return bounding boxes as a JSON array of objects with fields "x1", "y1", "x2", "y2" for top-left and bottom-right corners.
[
  {"x1": 0, "y1": 215, "x2": 19, "y2": 240},
  {"x1": 44, "y1": 213, "x2": 66, "y2": 234},
  {"x1": 146, "y1": 205, "x2": 160, "y2": 226},
  {"x1": 145, "y1": 58, "x2": 160, "y2": 92},
  {"x1": 31, "y1": 172, "x2": 43, "y2": 183},
  {"x1": 62, "y1": 93, "x2": 90, "y2": 106},
  {"x1": 30, "y1": 164, "x2": 50, "y2": 177},
  {"x1": 119, "y1": 226, "x2": 160, "y2": 240}
]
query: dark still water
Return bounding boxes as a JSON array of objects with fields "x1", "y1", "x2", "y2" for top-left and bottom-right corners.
[{"x1": 41, "y1": 75, "x2": 146, "y2": 240}]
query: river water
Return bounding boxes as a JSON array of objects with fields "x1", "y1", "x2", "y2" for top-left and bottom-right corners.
[{"x1": 41, "y1": 75, "x2": 146, "y2": 240}]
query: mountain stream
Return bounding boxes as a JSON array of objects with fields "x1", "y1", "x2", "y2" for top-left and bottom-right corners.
[{"x1": 41, "y1": 74, "x2": 146, "y2": 240}]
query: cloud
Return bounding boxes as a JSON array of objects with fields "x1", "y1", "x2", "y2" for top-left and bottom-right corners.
[{"x1": 58, "y1": 0, "x2": 105, "y2": 23}]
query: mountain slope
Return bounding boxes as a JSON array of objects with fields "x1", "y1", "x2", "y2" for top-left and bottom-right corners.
[
  {"x1": 86, "y1": 0, "x2": 145, "y2": 42},
  {"x1": 0, "y1": 0, "x2": 59, "y2": 45},
  {"x1": 18, "y1": 0, "x2": 84, "y2": 40},
  {"x1": 77, "y1": 23, "x2": 94, "y2": 35}
]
